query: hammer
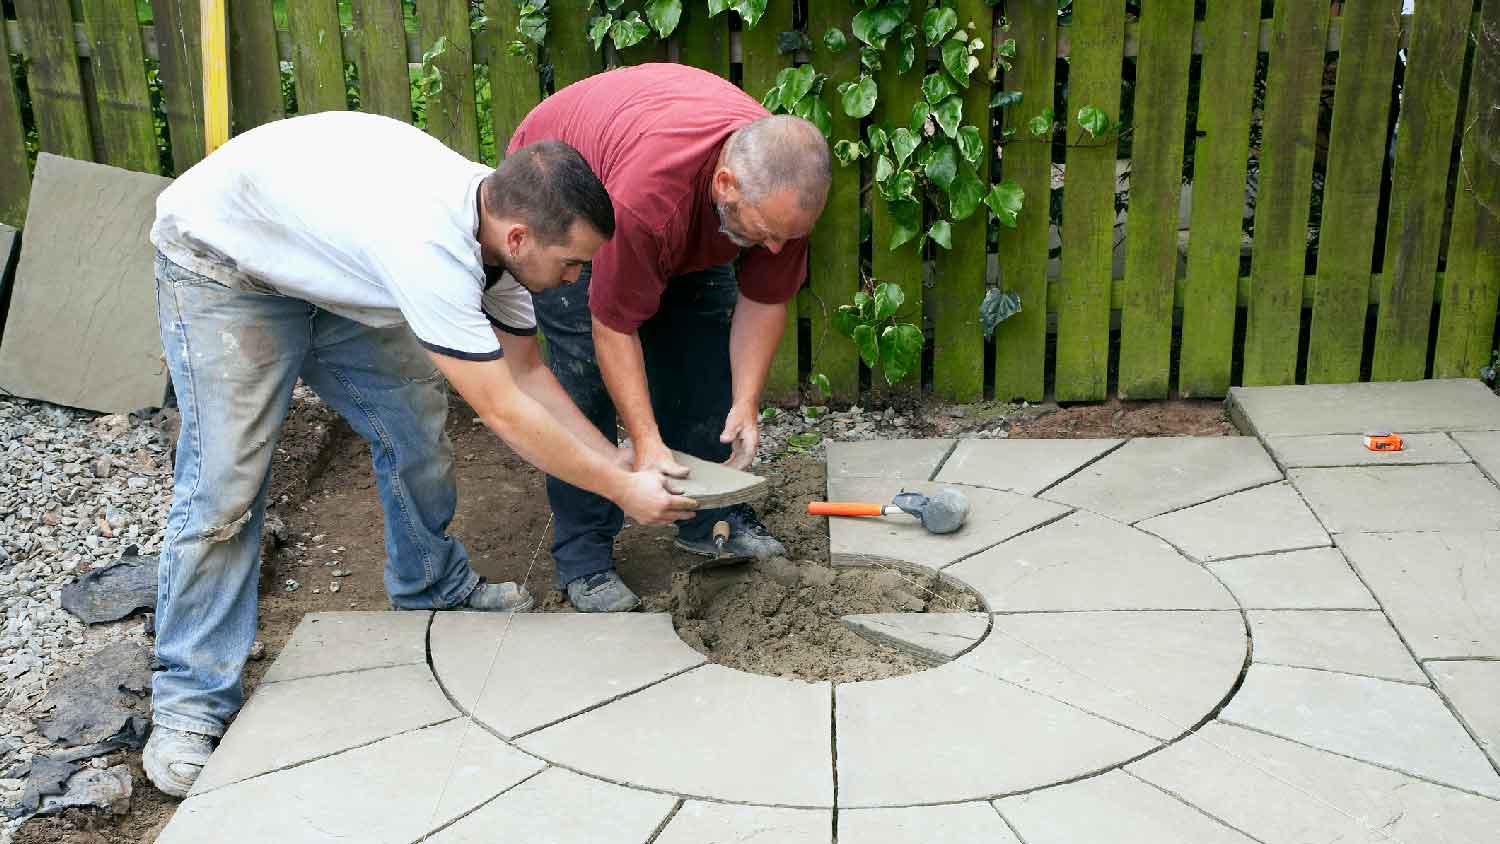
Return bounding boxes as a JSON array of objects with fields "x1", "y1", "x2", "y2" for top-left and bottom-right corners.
[{"x1": 808, "y1": 488, "x2": 971, "y2": 535}]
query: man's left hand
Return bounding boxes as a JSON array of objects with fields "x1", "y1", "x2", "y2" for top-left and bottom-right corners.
[{"x1": 719, "y1": 403, "x2": 761, "y2": 470}]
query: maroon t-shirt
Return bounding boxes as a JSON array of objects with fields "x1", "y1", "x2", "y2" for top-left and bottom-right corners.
[{"x1": 507, "y1": 63, "x2": 809, "y2": 333}]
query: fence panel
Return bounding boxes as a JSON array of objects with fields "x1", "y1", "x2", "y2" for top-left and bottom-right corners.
[
  {"x1": 1117, "y1": 0, "x2": 1193, "y2": 399},
  {"x1": 1054, "y1": 1, "x2": 1124, "y2": 401},
  {"x1": 676, "y1": 4, "x2": 730, "y2": 78},
  {"x1": 992, "y1": 0, "x2": 1057, "y2": 403},
  {"x1": 353, "y1": 0, "x2": 413, "y2": 123},
  {"x1": 549, "y1": 5, "x2": 603, "y2": 90},
  {"x1": 79, "y1": 0, "x2": 159, "y2": 173},
  {"x1": 14, "y1": 0, "x2": 93, "y2": 161},
  {"x1": 286, "y1": 0, "x2": 347, "y2": 114},
  {"x1": 228, "y1": 0, "x2": 284, "y2": 132},
  {"x1": 483, "y1": 0, "x2": 541, "y2": 152},
  {"x1": 1242, "y1": 0, "x2": 1327, "y2": 386},
  {"x1": 1306, "y1": 0, "x2": 1401, "y2": 384},
  {"x1": 416, "y1": 0, "x2": 480, "y2": 159},
  {"x1": 0, "y1": 26, "x2": 30, "y2": 228}
]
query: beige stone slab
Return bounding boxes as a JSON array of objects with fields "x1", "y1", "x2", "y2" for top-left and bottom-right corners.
[
  {"x1": 431, "y1": 612, "x2": 705, "y2": 738},
  {"x1": 972, "y1": 611, "x2": 1246, "y2": 740},
  {"x1": 1137, "y1": 482, "x2": 1329, "y2": 561},
  {"x1": 838, "y1": 804, "x2": 1020, "y2": 843},
  {"x1": 0, "y1": 154, "x2": 172, "y2": 412},
  {"x1": 190, "y1": 664, "x2": 456, "y2": 795},
  {"x1": 933, "y1": 438, "x2": 1123, "y2": 495},
  {"x1": 1205, "y1": 547, "x2": 1378, "y2": 609},
  {"x1": 1247, "y1": 610, "x2": 1426, "y2": 683},
  {"x1": 1453, "y1": 430, "x2": 1500, "y2": 485},
  {"x1": 996, "y1": 770, "x2": 1257, "y2": 844},
  {"x1": 1130, "y1": 722, "x2": 1500, "y2": 844},
  {"x1": 654, "y1": 802, "x2": 830, "y2": 844},
  {"x1": 1229, "y1": 379, "x2": 1500, "y2": 436},
  {"x1": 1043, "y1": 437, "x2": 1282, "y2": 523},
  {"x1": 826, "y1": 439, "x2": 956, "y2": 480},
  {"x1": 835, "y1": 659, "x2": 1157, "y2": 806},
  {"x1": 1428, "y1": 661, "x2": 1500, "y2": 769},
  {"x1": 1337, "y1": 531, "x2": 1500, "y2": 658},
  {"x1": 427, "y1": 767, "x2": 676, "y2": 844},
  {"x1": 261, "y1": 611, "x2": 431, "y2": 685},
  {"x1": 1267, "y1": 432, "x2": 1471, "y2": 467},
  {"x1": 840, "y1": 612, "x2": 988, "y2": 664},
  {"x1": 825, "y1": 478, "x2": 1071, "y2": 569},
  {"x1": 1291, "y1": 464, "x2": 1500, "y2": 534},
  {"x1": 946, "y1": 511, "x2": 1237, "y2": 611},
  {"x1": 157, "y1": 720, "x2": 542, "y2": 844},
  {"x1": 519, "y1": 665, "x2": 833, "y2": 807},
  {"x1": 671, "y1": 450, "x2": 767, "y2": 508},
  {"x1": 1219, "y1": 664, "x2": 1500, "y2": 797}
]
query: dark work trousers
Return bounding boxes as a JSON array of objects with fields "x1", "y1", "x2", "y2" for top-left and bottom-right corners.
[{"x1": 532, "y1": 262, "x2": 737, "y2": 587}]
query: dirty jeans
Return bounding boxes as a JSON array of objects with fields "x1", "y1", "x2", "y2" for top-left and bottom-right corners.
[
  {"x1": 533, "y1": 263, "x2": 736, "y2": 587},
  {"x1": 151, "y1": 252, "x2": 479, "y2": 737}
]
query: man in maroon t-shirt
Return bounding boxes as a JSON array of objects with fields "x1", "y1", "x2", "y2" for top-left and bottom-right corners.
[{"x1": 508, "y1": 63, "x2": 831, "y2": 611}]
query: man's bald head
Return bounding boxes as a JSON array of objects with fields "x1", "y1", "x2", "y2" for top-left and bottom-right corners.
[{"x1": 720, "y1": 115, "x2": 832, "y2": 213}]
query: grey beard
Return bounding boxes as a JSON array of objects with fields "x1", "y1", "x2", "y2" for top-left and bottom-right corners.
[{"x1": 715, "y1": 202, "x2": 756, "y2": 249}]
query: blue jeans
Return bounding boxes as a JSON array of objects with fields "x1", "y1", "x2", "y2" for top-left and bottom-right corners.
[
  {"x1": 151, "y1": 253, "x2": 479, "y2": 737},
  {"x1": 533, "y1": 263, "x2": 737, "y2": 587}
]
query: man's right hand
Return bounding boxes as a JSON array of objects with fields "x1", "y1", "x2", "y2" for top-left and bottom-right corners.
[
  {"x1": 617, "y1": 469, "x2": 699, "y2": 525},
  {"x1": 634, "y1": 439, "x2": 691, "y2": 479}
]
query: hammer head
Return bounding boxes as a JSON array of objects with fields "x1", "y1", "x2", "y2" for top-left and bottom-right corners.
[{"x1": 890, "y1": 488, "x2": 970, "y2": 535}]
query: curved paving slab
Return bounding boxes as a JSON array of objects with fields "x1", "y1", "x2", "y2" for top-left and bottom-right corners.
[
  {"x1": 517, "y1": 665, "x2": 834, "y2": 807},
  {"x1": 425, "y1": 767, "x2": 675, "y2": 843},
  {"x1": 654, "y1": 802, "x2": 830, "y2": 843},
  {"x1": 1219, "y1": 664, "x2": 1500, "y2": 797},
  {"x1": 1136, "y1": 482, "x2": 1329, "y2": 561},
  {"x1": 974, "y1": 611, "x2": 1246, "y2": 740},
  {"x1": 838, "y1": 803, "x2": 1019, "y2": 842},
  {"x1": 825, "y1": 478, "x2": 1070, "y2": 568},
  {"x1": 835, "y1": 660, "x2": 1157, "y2": 806},
  {"x1": 261, "y1": 610, "x2": 430, "y2": 685},
  {"x1": 158, "y1": 719, "x2": 542, "y2": 844},
  {"x1": 1041, "y1": 437, "x2": 1281, "y2": 523},
  {"x1": 946, "y1": 511, "x2": 1236, "y2": 611},
  {"x1": 840, "y1": 612, "x2": 988, "y2": 664},
  {"x1": 933, "y1": 438, "x2": 1123, "y2": 495},
  {"x1": 996, "y1": 769, "x2": 1256, "y2": 843},
  {"x1": 1130, "y1": 721, "x2": 1500, "y2": 843},
  {"x1": 431, "y1": 611, "x2": 705, "y2": 737},
  {"x1": 189, "y1": 663, "x2": 456, "y2": 795}
]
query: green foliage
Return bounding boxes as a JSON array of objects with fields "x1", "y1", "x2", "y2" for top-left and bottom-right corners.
[
  {"x1": 1481, "y1": 350, "x2": 1500, "y2": 386},
  {"x1": 762, "y1": 65, "x2": 832, "y2": 137},
  {"x1": 830, "y1": 283, "x2": 922, "y2": 383},
  {"x1": 979, "y1": 289, "x2": 1022, "y2": 339}
]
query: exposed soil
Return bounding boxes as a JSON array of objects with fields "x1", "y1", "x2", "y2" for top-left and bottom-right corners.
[{"x1": 15, "y1": 391, "x2": 1233, "y2": 843}]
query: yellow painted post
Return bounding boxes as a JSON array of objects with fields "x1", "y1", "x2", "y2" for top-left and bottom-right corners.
[{"x1": 201, "y1": 0, "x2": 230, "y2": 155}]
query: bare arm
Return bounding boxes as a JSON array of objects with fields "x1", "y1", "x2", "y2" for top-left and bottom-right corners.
[
  {"x1": 718, "y1": 297, "x2": 787, "y2": 468},
  {"x1": 592, "y1": 318, "x2": 688, "y2": 476},
  {"x1": 496, "y1": 330, "x2": 620, "y2": 462}
]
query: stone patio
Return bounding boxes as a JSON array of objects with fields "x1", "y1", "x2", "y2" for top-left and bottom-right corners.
[{"x1": 156, "y1": 379, "x2": 1500, "y2": 842}]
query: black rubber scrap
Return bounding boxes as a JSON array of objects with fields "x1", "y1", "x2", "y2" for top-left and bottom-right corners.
[{"x1": 60, "y1": 554, "x2": 157, "y2": 625}]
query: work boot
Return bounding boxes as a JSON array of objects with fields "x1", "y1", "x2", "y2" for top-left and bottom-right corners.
[
  {"x1": 461, "y1": 578, "x2": 535, "y2": 612},
  {"x1": 566, "y1": 571, "x2": 640, "y2": 612},
  {"x1": 143, "y1": 725, "x2": 216, "y2": 798},
  {"x1": 675, "y1": 504, "x2": 787, "y2": 561}
]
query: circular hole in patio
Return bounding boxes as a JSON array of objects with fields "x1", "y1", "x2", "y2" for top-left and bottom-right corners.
[{"x1": 644, "y1": 557, "x2": 986, "y2": 683}]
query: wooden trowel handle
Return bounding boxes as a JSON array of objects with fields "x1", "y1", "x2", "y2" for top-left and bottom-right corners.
[{"x1": 808, "y1": 501, "x2": 888, "y2": 517}]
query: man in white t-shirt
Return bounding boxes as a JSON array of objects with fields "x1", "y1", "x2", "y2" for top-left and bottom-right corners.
[{"x1": 142, "y1": 111, "x2": 698, "y2": 797}]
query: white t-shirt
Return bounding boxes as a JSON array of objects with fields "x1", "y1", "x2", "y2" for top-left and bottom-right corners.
[{"x1": 150, "y1": 111, "x2": 534, "y2": 361}]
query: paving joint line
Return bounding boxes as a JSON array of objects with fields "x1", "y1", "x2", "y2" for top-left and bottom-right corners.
[
  {"x1": 1191, "y1": 542, "x2": 1335, "y2": 566},
  {"x1": 1123, "y1": 477, "x2": 1285, "y2": 527},
  {"x1": 506, "y1": 661, "x2": 711, "y2": 742},
  {"x1": 1030, "y1": 437, "x2": 1131, "y2": 498},
  {"x1": 1251, "y1": 661, "x2": 1430, "y2": 688},
  {"x1": 933, "y1": 507, "x2": 1077, "y2": 572},
  {"x1": 1417, "y1": 658, "x2": 1500, "y2": 781},
  {"x1": 1119, "y1": 767, "x2": 1276, "y2": 844},
  {"x1": 256, "y1": 658, "x2": 425, "y2": 687},
  {"x1": 411, "y1": 764, "x2": 550, "y2": 843},
  {"x1": 640, "y1": 798, "x2": 684, "y2": 844},
  {"x1": 830, "y1": 683, "x2": 840, "y2": 843},
  {"x1": 926, "y1": 438, "x2": 961, "y2": 481},
  {"x1": 1451, "y1": 432, "x2": 1500, "y2": 488},
  {"x1": 990, "y1": 801, "x2": 1030, "y2": 844}
]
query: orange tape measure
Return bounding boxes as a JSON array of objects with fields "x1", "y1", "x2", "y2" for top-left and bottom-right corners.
[{"x1": 1363, "y1": 431, "x2": 1404, "y2": 452}]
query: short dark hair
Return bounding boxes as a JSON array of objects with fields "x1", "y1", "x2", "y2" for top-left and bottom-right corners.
[{"x1": 483, "y1": 140, "x2": 615, "y2": 244}]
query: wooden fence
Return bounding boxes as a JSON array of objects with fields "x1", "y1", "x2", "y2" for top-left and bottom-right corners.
[{"x1": 1, "y1": 1, "x2": 1496, "y2": 405}]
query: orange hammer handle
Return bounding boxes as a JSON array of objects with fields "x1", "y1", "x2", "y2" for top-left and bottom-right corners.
[{"x1": 808, "y1": 501, "x2": 887, "y2": 517}]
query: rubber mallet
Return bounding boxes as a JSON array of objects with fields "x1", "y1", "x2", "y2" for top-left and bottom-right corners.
[{"x1": 808, "y1": 488, "x2": 970, "y2": 535}]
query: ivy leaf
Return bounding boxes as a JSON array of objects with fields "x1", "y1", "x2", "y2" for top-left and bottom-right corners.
[
  {"x1": 925, "y1": 142, "x2": 958, "y2": 191},
  {"x1": 859, "y1": 45, "x2": 883, "y2": 73},
  {"x1": 991, "y1": 89, "x2": 1023, "y2": 109},
  {"x1": 606, "y1": 0, "x2": 624, "y2": 10},
  {"x1": 851, "y1": 4, "x2": 906, "y2": 50},
  {"x1": 833, "y1": 139, "x2": 866, "y2": 166},
  {"x1": 874, "y1": 281, "x2": 905, "y2": 321},
  {"x1": 795, "y1": 94, "x2": 832, "y2": 138},
  {"x1": 898, "y1": 34, "x2": 917, "y2": 74},
  {"x1": 853, "y1": 290, "x2": 873, "y2": 320},
  {"x1": 777, "y1": 30, "x2": 812, "y2": 54},
  {"x1": 842, "y1": 75, "x2": 878, "y2": 119},
  {"x1": 867, "y1": 125, "x2": 889, "y2": 156},
  {"x1": 808, "y1": 372, "x2": 832, "y2": 399},
  {"x1": 889, "y1": 127, "x2": 918, "y2": 168},
  {"x1": 891, "y1": 169, "x2": 917, "y2": 201},
  {"x1": 922, "y1": 72, "x2": 957, "y2": 105},
  {"x1": 852, "y1": 324, "x2": 879, "y2": 369},
  {"x1": 1027, "y1": 107, "x2": 1054, "y2": 138},
  {"x1": 518, "y1": 7, "x2": 548, "y2": 44},
  {"x1": 947, "y1": 163, "x2": 986, "y2": 221},
  {"x1": 831, "y1": 305, "x2": 860, "y2": 338},
  {"x1": 984, "y1": 179, "x2": 1025, "y2": 228},
  {"x1": 909, "y1": 102, "x2": 930, "y2": 135},
  {"x1": 979, "y1": 289, "x2": 1022, "y2": 339},
  {"x1": 879, "y1": 323, "x2": 923, "y2": 383},
  {"x1": 1077, "y1": 105, "x2": 1111, "y2": 138},
  {"x1": 760, "y1": 84, "x2": 782, "y2": 112},
  {"x1": 934, "y1": 95, "x2": 963, "y2": 139},
  {"x1": 941, "y1": 37, "x2": 970, "y2": 86},
  {"x1": 587, "y1": 15, "x2": 613, "y2": 50},
  {"x1": 644, "y1": 0, "x2": 682, "y2": 38},
  {"x1": 785, "y1": 64, "x2": 818, "y2": 104},
  {"x1": 707, "y1": 0, "x2": 730, "y2": 14},
  {"x1": 733, "y1": 0, "x2": 769, "y2": 29},
  {"x1": 874, "y1": 154, "x2": 895, "y2": 183},
  {"x1": 957, "y1": 125, "x2": 983, "y2": 165},
  {"x1": 927, "y1": 220, "x2": 953, "y2": 250},
  {"x1": 888, "y1": 198, "x2": 922, "y2": 249},
  {"x1": 610, "y1": 13, "x2": 650, "y2": 49},
  {"x1": 921, "y1": 6, "x2": 958, "y2": 43},
  {"x1": 823, "y1": 27, "x2": 848, "y2": 53}
]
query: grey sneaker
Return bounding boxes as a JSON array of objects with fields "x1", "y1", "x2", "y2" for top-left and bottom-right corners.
[
  {"x1": 675, "y1": 504, "x2": 787, "y2": 561},
  {"x1": 143, "y1": 725, "x2": 216, "y2": 798},
  {"x1": 566, "y1": 571, "x2": 640, "y2": 612},
  {"x1": 462, "y1": 579, "x2": 535, "y2": 612}
]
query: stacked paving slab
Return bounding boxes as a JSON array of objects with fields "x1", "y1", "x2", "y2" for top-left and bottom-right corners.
[{"x1": 156, "y1": 379, "x2": 1500, "y2": 842}]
